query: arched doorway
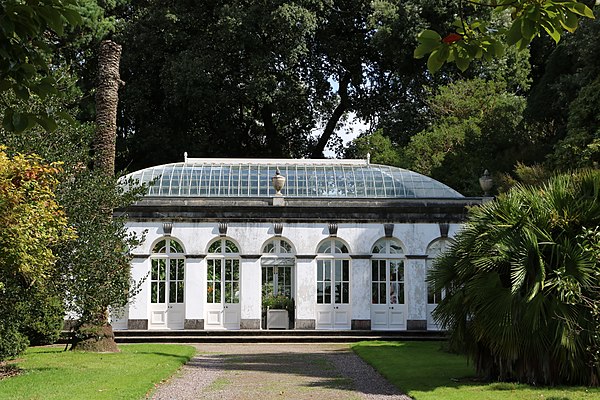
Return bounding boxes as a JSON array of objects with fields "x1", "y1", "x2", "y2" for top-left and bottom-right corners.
[
  {"x1": 370, "y1": 237, "x2": 406, "y2": 330},
  {"x1": 149, "y1": 238, "x2": 185, "y2": 329},
  {"x1": 205, "y1": 238, "x2": 241, "y2": 329},
  {"x1": 315, "y1": 238, "x2": 351, "y2": 329},
  {"x1": 261, "y1": 238, "x2": 295, "y2": 329}
]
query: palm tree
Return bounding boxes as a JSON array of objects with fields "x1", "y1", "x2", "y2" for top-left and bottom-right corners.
[{"x1": 429, "y1": 169, "x2": 600, "y2": 386}]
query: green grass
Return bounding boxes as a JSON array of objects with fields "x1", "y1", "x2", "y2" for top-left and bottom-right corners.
[
  {"x1": 0, "y1": 344, "x2": 196, "y2": 400},
  {"x1": 352, "y1": 341, "x2": 600, "y2": 400}
]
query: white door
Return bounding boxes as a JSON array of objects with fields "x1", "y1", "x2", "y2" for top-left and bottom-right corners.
[
  {"x1": 316, "y1": 259, "x2": 351, "y2": 329},
  {"x1": 427, "y1": 281, "x2": 443, "y2": 330},
  {"x1": 205, "y1": 258, "x2": 240, "y2": 329},
  {"x1": 371, "y1": 259, "x2": 406, "y2": 330},
  {"x1": 149, "y1": 257, "x2": 185, "y2": 329}
]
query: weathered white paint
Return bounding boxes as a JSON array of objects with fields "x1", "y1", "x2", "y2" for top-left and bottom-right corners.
[{"x1": 120, "y1": 221, "x2": 461, "y2": 330}]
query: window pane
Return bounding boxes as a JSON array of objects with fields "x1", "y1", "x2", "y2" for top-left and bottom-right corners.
[
  {"x1": 208, "y1": 241, "x2": 221, "y2": 253},
  {"x1": 225, "y1": 240, "x2": 238, "y2": 253},
  {"x1": 151, "y1": 261, "x2": 158, "y2": 280},
  {"x1": 170, "y1": 240, "x2": 184, "y2": 253},
  {"x1": 317, "y1": 282, "x2": 324, "y2": 304},
  {"x1": 372, "y1": 283, "x2": 378, "y2": 304},
  {"x1": 334, "y1": 283, "x2": 341, "y2": 304},
  {"x1": 317, "y1": 261, "x2": 323, "y2": 281},
  {"x1": 153, "y1": 240, "x2": 167, "y2": 253},
  {"x1": 379, "y1": 282, "x2": 386, "y2": 304},
  {"x1": 343, "y1": 260, "x2": 349, "y2": 281},
  {"x1": 233, "y1": 282, "x2": 239, "y2": 303},
  {"x1": 225, "y1": 282, "x2": 232, "y2": 303},
  {"x1": 317, "y1": 242, "x2": 330, "y2": 253},
  {"x1": 176, "y1": 281, "x2": 183, "y2": 303},
  {"x1": 151, "y1": 282, "x2": 158, "y2": 303},
  {"x1": 207, "y1": 260, "x2": 214, "y2": 280},
  {"x1": 325, "y1": 262, "x2": 331, "y2": 281},
  {"x1": 324, "y1": 282, "x2": 331, "y2": 304},
  {"x1": 159, "y1": 282, "x2": 165, "y2": 303},
  {"x1": 169, "y1": 282, "x2": 176, "y2": 303},
  {"x1": 264, "y1": 242, "x2": 275, "y2": 253},
  {"x1": 214, "y1": 285, "x2": 221, "y2": 304},
  {"x1": 371, "y1": 261, "x2": 377, "y2": 281},
  {"x1": 342, "y1": 282, "x2": 349, "y2": 304},
  {"x1": 280, "y1": 240, "x2": 292, "y2": 253},
  {"x1": 397, "y1": 285, "x2": 404, "y2": 304},
  {"x1": 169, "y1": 263, "x2": 177, "y2": 281}
]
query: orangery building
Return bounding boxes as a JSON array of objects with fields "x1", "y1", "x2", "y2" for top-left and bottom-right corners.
[{"x1": 113, "y1": 157, "x2": 482, "y2": 331}]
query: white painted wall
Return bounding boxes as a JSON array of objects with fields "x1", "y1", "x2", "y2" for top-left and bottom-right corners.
[{"x1": 124, "y1": 221, "x2": 462, "y2": 330}]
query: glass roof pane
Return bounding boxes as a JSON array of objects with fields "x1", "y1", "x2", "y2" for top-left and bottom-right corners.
[{"x1": 123, "y1": 159, "x2": 463, "y2": 199}]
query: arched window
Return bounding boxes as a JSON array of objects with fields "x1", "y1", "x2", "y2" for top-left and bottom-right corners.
[
  {"x1": 150, "y1": 238, "x2": 185, "y2": 305},
  {"x1": 261, "y1": 239, "x2": 295, "y2": 298},
  {"x1": 263, "y1": 238, "x2": 293, "y2": 254},
  {"x1": 206, "y1": 238, "x2": 240, "y2": 305},
  {"x1": 316, "y1": 239, "x2": 350, "y2": 305},
  {"x1": 371, "y1": 238, "x2": 405, "y2": 306}
]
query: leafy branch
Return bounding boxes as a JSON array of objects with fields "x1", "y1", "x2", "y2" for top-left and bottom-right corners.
[{"x1": 415, "y1": 0, "x2": 595, "y2": 73}]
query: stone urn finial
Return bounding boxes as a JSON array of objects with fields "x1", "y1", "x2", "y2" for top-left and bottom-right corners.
[
  {"x1": 479, "y1": 169, "x2": 493, "y2": 197},
  {"x1": 272, "y1": 167, "x2": 286, "y2": 196}
]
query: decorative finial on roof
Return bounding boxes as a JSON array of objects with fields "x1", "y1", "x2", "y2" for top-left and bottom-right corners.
[
  {"x1": 366, "y1": 153, "x2": 371, "y2": 165},
  {"x1": 272, "y1": 167, "x2": 286, "y2": 196},
  {"x1": 184, "y1": 152, "x2": 188, "y2": 163}
]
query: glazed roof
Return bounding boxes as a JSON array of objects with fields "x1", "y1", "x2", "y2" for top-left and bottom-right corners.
[{"x1": 123, "y1": 158, "x2": 463, "y2": 199}]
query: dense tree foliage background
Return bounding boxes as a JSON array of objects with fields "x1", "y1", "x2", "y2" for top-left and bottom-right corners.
[{"x1": 0, "y1": 0, "x2": 599, "y2": 377}]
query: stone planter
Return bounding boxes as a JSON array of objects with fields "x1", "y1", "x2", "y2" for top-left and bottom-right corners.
[{"x1": 266, "y1": 309, "x2": 289, "y2": 329}]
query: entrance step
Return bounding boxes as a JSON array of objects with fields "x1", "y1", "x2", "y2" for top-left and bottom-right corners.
[{"x1": 111, "y1": 329, "x2": 446, "y2": 343}]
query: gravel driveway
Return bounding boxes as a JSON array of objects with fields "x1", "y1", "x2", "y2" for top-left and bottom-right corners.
[{"x1": 151, "y1": 343, "x2": 411, "y2": 400}]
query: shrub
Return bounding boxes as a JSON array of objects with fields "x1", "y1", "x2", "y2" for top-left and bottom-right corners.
[{"x1": 429, "y1": 169, "x2": 600, "y2": 386}]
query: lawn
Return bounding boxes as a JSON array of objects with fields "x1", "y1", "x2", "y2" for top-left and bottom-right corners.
[
  {"x1": 0, "y1": 344, "x2": 196, "y2": 400},
  {"x1": 352, "y1": 341, "x2": 600, "y2": 400}
]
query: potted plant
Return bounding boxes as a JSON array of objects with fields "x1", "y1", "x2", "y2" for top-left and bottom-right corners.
[{"x1": 262, "y1": 295, "x2": 294, "y2": 329}]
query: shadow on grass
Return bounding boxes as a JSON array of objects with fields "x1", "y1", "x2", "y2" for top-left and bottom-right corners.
[{"x1": 351, "y1": 341, "x2": 599, "y2": 400}]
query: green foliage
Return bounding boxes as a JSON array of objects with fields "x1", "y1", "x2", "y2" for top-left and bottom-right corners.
[
  {"x1": 56, "y1": 171, "x2": 145, "y2": 327},
  {"x1": 0, "y1": 149, "x2": 72, "y2": 360},
  {"x1": 400, "y1": 78, "x2": 535, "y2": 195},
  {"x1": 429, "y1": 170, "x2": 600, "y2": 385},
  {"x1": 415, "y1": 1, "x2": 596, "y2": 73},
  {"x1": 262, "y1": 294, "x2": 294, "y2": 313},
  {"x1": 526, "y1": 14, "x2": 600, "y2": 170},
  {"x1": 19, "y1": 289, "x2": 64, "y2": 346},
  {"x1": 0, "y1": 326, "x2": 28, "y2": 362},
  {"x1": 346, "y1": 130, "x2": 402, "y2": 166},
  {"x1": 115, "y1": 0, "x2": 463, "y2": 169},
  {"x1": 0, "y1": 0, "x2": 82, "y2": 132}
]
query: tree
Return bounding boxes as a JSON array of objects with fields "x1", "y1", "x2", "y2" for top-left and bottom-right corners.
[
  {"x1": 1, "y1": 58, "x2": 144, "y2": 353},
  {"x1": 114, "y1": 0, "x2": 464, "y2": 169},
  {"x1": 414, "y1": 0, "x2": 596, "y2": 73},
  {"x1": 0, "y1": 148, "x2": 73, "y2": 360},
  {"x1": 526, "y1": 14, "x2": 600, "y2": 170},
  {"x1": 398, "y1": 78, "x2": 541, "y2": 195},
  {"x1": 0, "y1": 0, "x2": 81, "y2": 131},
  {"x1": 429, "y1": 169, "x2": 600, "y2": 386}
]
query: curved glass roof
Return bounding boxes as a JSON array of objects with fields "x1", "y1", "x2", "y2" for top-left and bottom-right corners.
[{"x1": 123, "y1": 158, "x2": 463, "y2": 199}]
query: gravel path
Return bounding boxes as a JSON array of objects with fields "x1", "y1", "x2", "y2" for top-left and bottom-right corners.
[{"x1": 151, "y1": 343, "x2": 411, "y2": 400}]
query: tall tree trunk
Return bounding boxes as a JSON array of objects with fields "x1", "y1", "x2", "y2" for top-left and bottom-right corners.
[
  {"x1": 94, "y1": 40, "x2": 123, "y2": 176},
  {"x1": 311, "y1": 72, "x2": 351, "y2": 158},
  {"x1": 73, "y1": 40, "x2": 123, "y2": 353}
]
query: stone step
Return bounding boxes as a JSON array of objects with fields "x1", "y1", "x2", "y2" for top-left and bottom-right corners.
[
  {"x1": 113, "y1": 334, "x2": 444, "y2": 344},
  {"x1": 109, "y1": 329, "x2": 445, "y2": 343}
]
